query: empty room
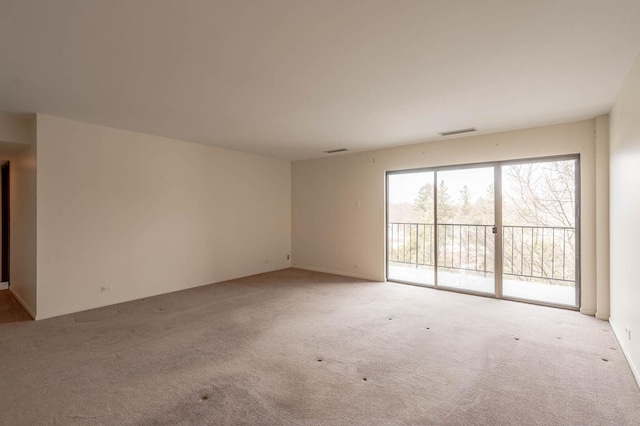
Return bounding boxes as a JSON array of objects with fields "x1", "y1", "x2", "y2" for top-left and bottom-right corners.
[{"x1": 1, "y1": 1, "x2": 640, "y2": 424}]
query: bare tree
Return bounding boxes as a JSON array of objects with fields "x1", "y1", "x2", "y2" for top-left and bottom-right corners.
[
  {"x1": 503, "y1": 162, "x2": 575, "y2": 228},
  {"x1": 502, "y1": 161, "x2": 577, "y2": 284}
]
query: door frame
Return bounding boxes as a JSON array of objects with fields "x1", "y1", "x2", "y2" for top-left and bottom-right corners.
[
  {"x1": 1, "y1": 161, "x2": 9, "y2": 284},
  {"x1": 385, "y1": 154, "x2": 581, "y2": 310},
  {"x1": 497, "y1": 154, "x2": 581, "y2": 309}
]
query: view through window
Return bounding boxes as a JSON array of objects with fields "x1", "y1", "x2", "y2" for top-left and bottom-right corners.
[{"x1": 387, "y1": 157, "x2": 579, "y2": 308}]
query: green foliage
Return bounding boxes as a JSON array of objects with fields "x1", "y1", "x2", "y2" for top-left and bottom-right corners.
[
  {"x1": 413, "y1": 180, "x2": 492, "y2": 225},
  {"x1": 412, "y1": 182, "x2": 434, "y2": 223},
  {"x1": 437, "y1": 180, "x2": 455, "y2": 223}
]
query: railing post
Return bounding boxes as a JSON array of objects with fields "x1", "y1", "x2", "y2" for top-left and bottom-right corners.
[{"x1": 415, "y1": 224, "x2": 419, "y2": 269}]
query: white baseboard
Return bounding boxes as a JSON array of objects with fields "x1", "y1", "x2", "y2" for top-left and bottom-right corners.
[
  {"x1": 35, "y1": 266, "x2": 293, "y2": 320},
  {"x1": 9, "y1": 287, "x2": 36, "y2": 320},
  {"x1": 292, "y1": 265, "x2": 382, "y2": 282},
  {"x1": 610, "y1": 317, "x2": 640, "y2": 389},
  {"x1": 0, "y1": 282, "x2": 7, "y2": 290}
]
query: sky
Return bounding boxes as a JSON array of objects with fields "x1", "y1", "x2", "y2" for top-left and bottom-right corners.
[{"x1": 388, "y1": 167, "x2": 493, "y2": 205}]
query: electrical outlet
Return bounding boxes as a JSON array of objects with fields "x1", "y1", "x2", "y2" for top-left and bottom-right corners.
[
  {"x1": 100, "y1": 286, "x2": 112, "y2": 293},
  {"x1": 287, "y1": 254, "x2": 290, "y2": 260},
  {"x1": 625, "y1": 326, "x2": 631, "y2": 341},
  {"x1": 354, "y1": 264, "x2": 361, "y2": 269}
]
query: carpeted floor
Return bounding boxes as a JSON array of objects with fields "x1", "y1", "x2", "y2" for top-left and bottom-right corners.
[{"x1": 0, "y1": 268, "x2": 638, "y2": 425}]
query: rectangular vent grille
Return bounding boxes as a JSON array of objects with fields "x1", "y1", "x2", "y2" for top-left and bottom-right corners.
[
  {"x1": 324, "y1": 148, "x2": 349, "y2": 154},
  {"x1": 439, "y1": 127, "x2": 477, "y2": 136}
]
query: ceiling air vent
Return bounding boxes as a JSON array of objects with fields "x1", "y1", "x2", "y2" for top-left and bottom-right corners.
[
  {"x1": 324, "y1": 148, "x2": 349, "y2": 154},
  {"x1": 438, "y1": 127, "x2": 477, "y2": 136}
]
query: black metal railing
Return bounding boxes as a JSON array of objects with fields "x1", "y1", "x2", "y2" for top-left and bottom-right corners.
[{"x1": 388, "y1": 222, "x2": 575, "y2": 282}]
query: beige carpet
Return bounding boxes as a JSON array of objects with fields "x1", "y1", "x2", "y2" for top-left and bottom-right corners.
[{"x1": 0, "y1": 268, "x2": 638, "y2": 425}]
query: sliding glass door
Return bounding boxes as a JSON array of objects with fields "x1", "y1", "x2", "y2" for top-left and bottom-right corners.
[
  {"x1": 386, "y1": 156, "x2": 579, "y2": 309},
  {"x1": 387, "y1": 171, "x2": 435, "y2": 285},
  {"x1": 436, "y1": 166, "x2": 495, "y2": 295},
  {"x1": 501, "y1": 159, "x2": 579, "y2": 306}
]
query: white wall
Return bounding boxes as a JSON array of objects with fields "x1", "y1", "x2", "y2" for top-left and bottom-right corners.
[
  {"x1": 35, "y1": 115, "x2": 291, "y2": 319},
  {"x1": 610, "y1": 53, "x2": 640, "y2": 384},
  {"x1": 8, "y1": 117, "x2": 37, "y2": 317},
  {"x1": 292, "y1": 120, "x2": 600, "y2": 314}
]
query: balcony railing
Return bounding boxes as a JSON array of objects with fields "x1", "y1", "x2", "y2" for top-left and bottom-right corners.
[{"x1": 388, "y1": 222, "x2": 575, "y2": 283}]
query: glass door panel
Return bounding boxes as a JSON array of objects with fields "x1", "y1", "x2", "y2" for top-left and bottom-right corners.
[
  {"x1": 436, "y1": 167, "x2": 495, "y2": 294},
  {"x1": 502, "y1": 159, "x2": 578, "y2": 306},
  {"x1": 387, "y1": 171, "x2": 435, "y2": 285}
]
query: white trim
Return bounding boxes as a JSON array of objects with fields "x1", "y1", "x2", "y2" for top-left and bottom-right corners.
[
  {"x1": 610, "y1": 317, "x2": 640, "y2": 389},
  {"x1": 0, "y1": 282, "x2": 8, "y2": 290},
  {"x1": 9, "y1": 287, "x2": 36, "y2": 319},
  {"x1": 595, "y1": 312, "x2": 610, "y2": 321},
  {"x1": 35, "y1": 299, "x2": 122, "y2": 321},
  {"x1": 580, "y1": 307, "x2": 596, "y2": 316},
  {"x1": 292, "y1": 265, "x2": 381, "y2": 282},
  {"x1": 36, "y1": 267, "x2": 293, "y2": 320},
  {"x1": 35, "y1": 293, "x2": 181, "y2": 320}
]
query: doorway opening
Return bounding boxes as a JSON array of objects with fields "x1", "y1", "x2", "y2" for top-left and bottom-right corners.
[{"x1": 386, "y1": 155, "x2": 580, "y2": 309}]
